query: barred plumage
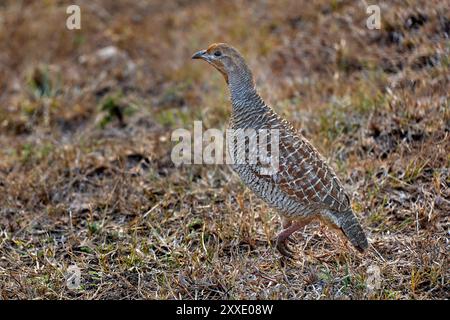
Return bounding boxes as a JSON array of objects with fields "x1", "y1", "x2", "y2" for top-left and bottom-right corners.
[{"x1": 193, "y1": 43, "x2": 368, "y2": 257}]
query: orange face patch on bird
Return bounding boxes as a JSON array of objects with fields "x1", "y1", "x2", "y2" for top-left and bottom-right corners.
[
  {"x1": 192, "y1": 43, "x2": 229, "y2": 83},
  {"x1": 191, "y1": 43, "x2": 226, "y2": 60},
  {"x1": 206, "y1": 42, "x2": 222, "y2": 54}
]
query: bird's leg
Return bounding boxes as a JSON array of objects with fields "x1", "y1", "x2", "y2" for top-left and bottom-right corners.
[
  {"x1": 276, "y1": 221, "x2": 306, "y2": 258},
  {"x1": 281, "y1": 217, "x2": 296, "y2": 245},
  {"x1": 281, "y1": 217, "x2": 292, "y2": 228}
]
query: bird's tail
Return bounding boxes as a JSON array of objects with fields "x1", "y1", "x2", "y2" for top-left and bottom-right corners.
[{"x1": 338, "y1": 209, "x2": 368, "y2": 253}]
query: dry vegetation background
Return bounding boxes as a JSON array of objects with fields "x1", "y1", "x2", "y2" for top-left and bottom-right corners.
[{"x1": 0, "y1": 0, "x2": 449, "y2": 299}]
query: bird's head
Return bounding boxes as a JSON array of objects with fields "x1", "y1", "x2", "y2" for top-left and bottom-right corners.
[{"x1": 192, "y1": 43, "x2": 252, "y2": 86}]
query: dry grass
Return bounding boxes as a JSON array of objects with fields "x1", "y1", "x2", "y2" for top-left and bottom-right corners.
[{"x1": 0, "y1": 0, "x2": 448, "y2": 299}]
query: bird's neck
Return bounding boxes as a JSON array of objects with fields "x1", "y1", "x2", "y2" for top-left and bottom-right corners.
[{"x1": 228, "y1": 71, "x2": 268, "y2": 117}]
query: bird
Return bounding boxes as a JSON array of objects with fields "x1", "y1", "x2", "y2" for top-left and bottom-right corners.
[{"x1": 192, "y1": 43, "x2": 368, "y2": 258}]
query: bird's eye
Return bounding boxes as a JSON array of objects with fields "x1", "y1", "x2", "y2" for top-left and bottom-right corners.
[{"x1": 214, "y1": 51, "x2": 222, "y2": 57}]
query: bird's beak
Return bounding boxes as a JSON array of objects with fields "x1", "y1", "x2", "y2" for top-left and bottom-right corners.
[{"x1": 192, "y1": 49, "x2": 207, "y2": 60}]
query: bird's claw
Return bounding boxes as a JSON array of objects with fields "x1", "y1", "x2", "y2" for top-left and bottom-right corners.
[{"x1": 276, "y1": 237, "x2": 295, "y2": 259}]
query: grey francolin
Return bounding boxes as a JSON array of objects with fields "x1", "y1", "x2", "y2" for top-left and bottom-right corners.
[{"x1": 192, "y1": 43, "x2": 368, "y2": 258}]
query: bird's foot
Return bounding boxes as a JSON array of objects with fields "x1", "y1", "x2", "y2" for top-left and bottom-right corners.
[
  {"x1": 274, "y1": 220, "x2": 307, "y2": 259},
  {"x1": 276, "y1": 235, "x2": 295, "y2": 258}
]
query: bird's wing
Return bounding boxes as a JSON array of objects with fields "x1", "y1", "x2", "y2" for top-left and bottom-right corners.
[{"x1": 271, "y1": 119, "x2": 351, "y2": 213}]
